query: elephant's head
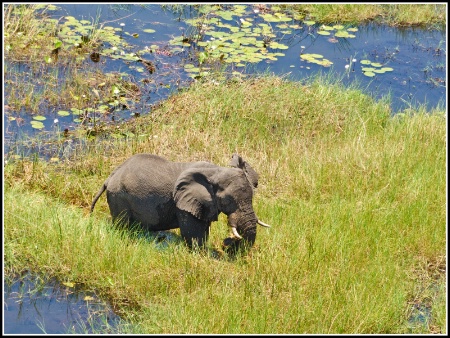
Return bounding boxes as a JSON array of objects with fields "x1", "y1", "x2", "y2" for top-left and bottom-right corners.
[
  {"x1": 229, "y1": 153, "x2": 259, "y2": 189},
  {"x1": 173, "y1": 155, "x2": 270, "y2": 254}
]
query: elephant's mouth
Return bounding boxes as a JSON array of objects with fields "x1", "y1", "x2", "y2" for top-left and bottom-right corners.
[
  {"x1": 227, "y1": 211, "x2": 255, "y2": 238},
  {"x1": 224, "y1": 208, "x2": 271, "y2": 254},
  {"x1": 229, "y1": 218, "x2": 271, "y2": 239}
]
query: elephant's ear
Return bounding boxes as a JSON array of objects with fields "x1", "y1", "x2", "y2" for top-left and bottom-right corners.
[
  {"x1": 229, "y1": 154, "x2": 259, "y2": 189},
  {"x1": 173, "y1": 169, "x2": 219, "y2": 222}
]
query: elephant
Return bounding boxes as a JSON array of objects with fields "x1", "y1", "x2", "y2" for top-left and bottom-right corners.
[{"x1": 90, "y1": 153, "x2": 271, "y2": 253}]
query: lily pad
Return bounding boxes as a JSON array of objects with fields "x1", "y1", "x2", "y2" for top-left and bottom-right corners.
[
  {"x1": 363, "y1": 71, "x2": 376, "y2": 77},
  {"x1": 317, "y1": 59, "x2": 333, "y2": 67},
  {"x1": 301, "y1": 53, "x2": 324, "y2": 59},
  {"x1": 268, "y1": 41, "x2": 289, "y2": 49},
  {"x1": 57, "y1": 110, "x2": 70, "y2": 117},
  {"x1": 335, "y1": 31, "x2": 355, "y2": 38},
  {"x1": 70, "y1": 108, "x2": 83, "y2": 115},
  {"x1": 276, "y1": 16, "x2": 293, "y2": 22},
  {"x1": 30, "y1": 121, "x2": 45, "y2": 129},
  {"x1": 217, "y1": 11, "x2": 234, "y2": 21},
  {"x1": 97, "y1": 105, "x2": 110, "y2": 113},
  {"x1": 300, "y1": 53, "x2": 333, "y2": 67},
  {"x1": 184, "y1": 66, "x2": 200, "y2": 73},
  {"x1": 260, "y1": 13, "x2": 283, "y2": 22},
  {"x1": 320, "y1": 25, "x2": 335, "y2": 31},
  {"x1": 33, "y1": 115, "x2": 46, "y2": 121}
]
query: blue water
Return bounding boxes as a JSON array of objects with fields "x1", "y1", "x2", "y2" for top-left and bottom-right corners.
[
  {"x1": 260, "y1": 23, "x2": 446, "y2": 111},
  {"x1": 3, "y1": 274, "x2": 121, "y2": 334},
  {"x1": 4, "y1": 4, "x2": 446, "y2": 151}
]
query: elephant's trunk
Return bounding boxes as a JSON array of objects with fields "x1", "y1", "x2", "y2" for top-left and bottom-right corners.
[
  {"x1": 235, "y1": 216, "x2": 258, "y2": 247},
  {"x1": 224, "y1": 206, "x2": 258, "y2": 254},
  {"x1": 230, "y1": 218, "x2": 271, "y2": 239}
]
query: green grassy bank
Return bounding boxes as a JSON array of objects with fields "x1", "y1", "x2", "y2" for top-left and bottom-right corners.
[
  {"x1": 4, "y1": 75, "x2": 446, "y2": 333},
  {"x1": 284, "y1": 3, "x2": 446, "y2": 27}
]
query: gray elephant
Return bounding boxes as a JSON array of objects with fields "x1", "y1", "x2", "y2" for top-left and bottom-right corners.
[{"x1": 90, "y1": 153, "x2": 270, "y2": 253}]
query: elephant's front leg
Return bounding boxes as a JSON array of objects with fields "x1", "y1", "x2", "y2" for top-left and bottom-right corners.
[{"x1": 176, "y1": 210, "x2": 211, "y2": 249}]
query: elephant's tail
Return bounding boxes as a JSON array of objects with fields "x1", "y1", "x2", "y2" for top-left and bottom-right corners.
[{"x1": 90, "y1": 183, "x2": 106, "y2": 213}]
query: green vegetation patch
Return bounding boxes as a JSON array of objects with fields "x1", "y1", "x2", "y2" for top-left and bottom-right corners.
[{"x1": 4, "y1": 75, "x2": 446, "y2": 334}]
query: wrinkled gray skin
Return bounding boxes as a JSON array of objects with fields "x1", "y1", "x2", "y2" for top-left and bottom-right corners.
[{"x1": 90, "y1": 153, "x2": 270, "y2": 253}]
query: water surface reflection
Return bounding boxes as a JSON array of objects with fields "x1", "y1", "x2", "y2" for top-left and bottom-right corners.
[{"x1": 3, "y1": 274, "x2": 121, "y2": 334}]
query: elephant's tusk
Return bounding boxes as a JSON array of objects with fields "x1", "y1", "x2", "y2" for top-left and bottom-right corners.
[
  {"x1": 257, "y1": 219, "x2": 271, "y2": 228},
  {"x1": 231, "y1": 227, "x2": 243, "y2": 239}
]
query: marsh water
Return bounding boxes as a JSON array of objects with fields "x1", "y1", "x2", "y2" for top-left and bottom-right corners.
[
  {"x1": 3, "y1": 4, "x2": 446, "y2": 161},
  {"x1": 3, "y1": 4, "x2": 446, "y2": 334},
  {"x1": 3, "y1": 273, "x2": 121, "y2": 334}
]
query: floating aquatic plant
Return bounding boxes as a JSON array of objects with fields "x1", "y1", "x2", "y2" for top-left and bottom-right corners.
[
  {"x1": 317, "y1": 30, "x2": 331, "y2": 36},
  {"x1": 56, "y1": 15, "x2": 142, "y2": 63},
  {"x1": 360, "y1": 59, "x2": 394, "y2": 77},
  {"x1": 170, "y1": 4, "x2": 304, "y2": 77},
  {"x1": 57, "y1": 111, "x2": 70, "y2": 117},
  {"x1": 300, "y1": 53, "x2": 333, "y2": 67},
  {"x1": 170, "y1": 6, "x2": 362, "y2": 76},
  {"x1": 31, "y1": 116, "x2": 46, "y2": 129},
  {"x1": 335, "y1": 30, "x2": 356, "y2": 38}
]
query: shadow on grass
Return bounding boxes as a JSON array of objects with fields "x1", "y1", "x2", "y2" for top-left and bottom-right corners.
[{"x1": 111, "y1": 220, "x2": 235, "y2": 261}]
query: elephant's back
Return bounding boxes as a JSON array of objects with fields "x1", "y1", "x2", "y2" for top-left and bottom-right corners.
[
  {"x1": 108, "y1": 154, "x2": 189, "y2": 197},
  {"x1": 104, "y1": 154, "x2": 190, "y2": 228}
]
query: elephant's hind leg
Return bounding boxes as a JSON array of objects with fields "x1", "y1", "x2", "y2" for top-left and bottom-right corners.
[
  {"x1": 107, "y1": 192, "x2": 132, "y2": 228},
  {"x1": 111, "y1": 209, "x2": 132, "y2": 228}
]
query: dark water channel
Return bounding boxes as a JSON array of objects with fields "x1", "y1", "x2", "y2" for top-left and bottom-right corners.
[
  {"x1": 2, "y1": 4, "x2": 446, "y2": 334},
  {"x1": 3, "y1": 4, "x2": 446, "y2": 161},
  {"x1": 3, "y1": 273, "x2": 122, "y2": 334}
]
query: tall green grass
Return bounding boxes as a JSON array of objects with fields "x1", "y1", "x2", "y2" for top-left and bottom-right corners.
[
  {"x1": 4, "y1": 74, "x2": 446, "y2": 333},
  {"x1": 282, "y1": 3, "x2": 446, "y2": 27}
]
